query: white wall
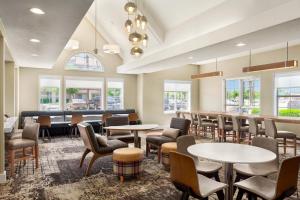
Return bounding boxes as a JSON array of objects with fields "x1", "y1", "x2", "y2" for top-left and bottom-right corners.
[{"x1": 199, "y1": 45, "x2": 300, "y2": 136}]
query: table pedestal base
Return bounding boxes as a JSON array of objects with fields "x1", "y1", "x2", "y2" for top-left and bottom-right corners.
[
  {"x1": 133, "y1": 130, "x2": 139, "y2": 148},
  {"x1": 224, "y1": 163, "x2": 233, "y2": 200}
]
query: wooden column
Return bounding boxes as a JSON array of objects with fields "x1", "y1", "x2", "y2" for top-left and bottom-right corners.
[{"x1": 0, "y1": 35, "x2": 6, "y2": 182}]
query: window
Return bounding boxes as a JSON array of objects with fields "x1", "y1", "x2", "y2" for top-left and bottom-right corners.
[
  {"x1": 65, "y1": 52, "x2": 104, "y2": 72},
  {"x1": 65, "y1": 77, "x2": 104, "y2": 110},
  {"x1": 225, "y1": 78, "x2": 260, "y2": 114},
  {"x1": 164, "y1": 80, "x2": 191, "y2": 113},
  {"x1": 39, "y1": 76, "x2": 61, "y2": 111},
  {"x1": 106, "y1": 79, "x2": 124, "y2": 110},
  {"x1": 276, "y1": 73, "x2": 300, "y2": 117}
]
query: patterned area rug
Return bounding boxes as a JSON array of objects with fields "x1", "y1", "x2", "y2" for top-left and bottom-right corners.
[{"x1": 0, "y1": 136, "x2": 299, "y2": 200}]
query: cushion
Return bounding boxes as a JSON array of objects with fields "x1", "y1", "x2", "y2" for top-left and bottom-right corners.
[
  {"x1": 146, "y1": 135, "x2": 175, "y2": 146},
  {"x1": 113, "y1": 147, "x2": 144, "y2": 162},
  {"x1": 110, "y1": 130, "x2": 131, "y2": 136},
  {"x1": 8, "y1": 138, "x2": 36, "y2": 150},
  {"x1": 95, "y1": 134, "x2": 108, "y2": 147},
  {"x1": 97, "y1": 140, "x2": 128, "y2": 154},
  {"x1": 162, "y1": 128, "x2": 180, "y2": 139},
  {"x1": 22, "y1": 123, "x2": 39, "y2": 141}
]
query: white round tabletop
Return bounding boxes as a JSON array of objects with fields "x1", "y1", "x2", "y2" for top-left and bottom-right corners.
[
  {"x1": 188, "y1": 143, "x2": 276, "y2": 164},
  {"x1": 104, "y1": 124, "x2": 158, "y2": 131}
]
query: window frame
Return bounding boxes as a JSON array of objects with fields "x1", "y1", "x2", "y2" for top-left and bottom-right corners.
[
  {"x1": 224, "y1": 76, "x2": 261, "y2": 114},
  {"x1": 106, "y1": 78, "x2": 125, "y2": 110},
  {"x1": 38, "y1": 75, "x2": 62, "y2": 111},
  {"x1": 163, "y1": 80, "x2": 192, "y2": 114},
  {"x1": 64, "y1": 76, "x2": 104, "y2": 111},
  {"x1": 64, "y1": 51, "x2": 104, "y2": 72}
]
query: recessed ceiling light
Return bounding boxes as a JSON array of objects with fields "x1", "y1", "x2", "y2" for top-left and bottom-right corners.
[
  {"x1": 31, "y1": 54, "x2": 39, "y2": 57},
  {"x1": 236, "y1": 42, "x2": 246, "y2": 47},
  {"x1": 30, "y1": 8, "x2": 45, "y2": 15},
  {"x1": 188, "y1": 56, "x2": 194, "y2": 60},
  {"x1": 30, "y1": 38, "x2": 40, "y2": 43}
]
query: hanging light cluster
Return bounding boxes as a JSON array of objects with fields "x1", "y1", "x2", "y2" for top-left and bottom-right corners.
[{"x1": 124, "y1": 0, "x2": 148, "y2": 57}]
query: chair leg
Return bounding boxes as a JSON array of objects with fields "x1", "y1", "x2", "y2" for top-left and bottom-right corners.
[
  {"x1": 146, "y1": 143, "x2": 150, "y2": 157},
  {"x1": 9, "y1": 149, "x2": 15, "y2": 177},
  {"x1": 294, "y1": 138, "x2": 297, "y2": 156},
  {"x1": 216, "y1": 190, "x2": 224, "y2": 200},
  {"x1": 80, "y1": 148, "x2": 91, "y2": 168},
  {"x1": 236, "y1": 189, "x2": 244, "y2": 200},
  {"x1": 283, "y1": 138, "x2": 286, "y2": 154},
  {"x1": 85, "y1": 153, "x2": 99, "y2": 176},
  {"x1": 180, "y1": 191, "x2": 189, "y2": 200},
  {"x1": 214, "y1": 171, "x2": 220, "y2": 182},
  {"x1": 35, "y1": 144, "x2": 39, "y2": 169},
  {"x1": 237, "y1": 131, "x2": 241, "y2": 143},
  {"x1": 47, "y1": 129, "x2": 51, "y2": 141},
  {"x1": 158, "y1": 146, "x2": 161, "y2": 163},
  {"x1": 42, "y1": 129, "x2": 45, "y2": 141},
  {"x1": 23, "y1": 148, "x2": 26, "y2": 166}
]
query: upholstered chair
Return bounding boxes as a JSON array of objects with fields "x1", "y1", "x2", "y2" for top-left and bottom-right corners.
[
  {"x1": 190, "y1": 113, "x2": 198, "y2": 135},
  {"x1": 217, "y1": 115, "x2": 234, "y2": 142},
  {"x1": 177, "y1": 135, "x2": 222, "y2": 181},
  {"x1": 146, "y1": 118, "x2": 191, "y2": 162},
  {"x1": 248, "y1": 117, "x2": 265, "y2": 137},
  {"x1": 78, "y1": 122, "x2": 128, "y2": 176},
  {"x1": 234, "y1": 156, "x2": 300, "y2": 200},
  {"x1": 68, "y1": 113, "x2": 83, "y2": 138},
  {"x1": 37, "y1": 115, "x2": 51, "y2": 141},
  {"x1": 7, "y1": 123, "x2": 40, "y2": 177},
  {"x1": 264, "y1": 118, "x2": 297, "y2": 156},
  {"x1": 232, "y1": 116, "x2": 250, "y2": 144},
  {"x1": 169, "y1": 151, "x2": 227, "y2": 200},
  {"x1": 197, "y1": 114, "x2": 216, "y2": 139},
  {"x1": 106, "y1": 116, "x2": 141, "y2": 147}
]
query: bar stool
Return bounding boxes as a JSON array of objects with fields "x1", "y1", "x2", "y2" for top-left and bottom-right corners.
[
  {"x1": 190, "y1": 113, "x2": 198, "y2": 135},
  {"x1": 232, "y1": 116, "x2": 250, "y2": 144},
  {"x1": 37, "y1": 115, "x2": 51, "y2": 141},
  {"x1": 264, "y1": 118, "x2": 297, "y2": 156},
  {"x1": 69, "y1": 113, "x2": 83, "y2": 138},
  {"x1": 217, "y1": 115, "x2": 234, "y2": 142},
  {"x1": 248, "y1": 117, "x2": 265, "y2": 137},
  {"x1": 197, "y1": 114, "x2": 216, "y2": 139}
]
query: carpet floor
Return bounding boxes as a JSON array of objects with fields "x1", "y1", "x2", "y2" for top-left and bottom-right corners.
[{"x1": 0, "y1": 135, "x2": 299, "y2": 200}]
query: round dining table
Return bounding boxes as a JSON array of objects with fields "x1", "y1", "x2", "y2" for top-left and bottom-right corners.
[
  {"x1": 188, "y1": 143, "x2": 276, "y2": 200},
  {"x1": 104, "y1": 124, "x2": 158, "y2": 147}
]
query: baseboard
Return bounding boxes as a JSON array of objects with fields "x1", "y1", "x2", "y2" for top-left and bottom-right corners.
[{"x1": 0, "y1": 171, "x2": 6, "y2": 184}]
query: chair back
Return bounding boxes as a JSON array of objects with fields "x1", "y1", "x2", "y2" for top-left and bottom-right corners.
[
  {"x1": 190, "y1": 113, "x2": 198, "y2": 125},
  {"x1": 275, "y1": 156, "x2": 300, "y2": 198},
  {"x1": 170, "y1": 151, "x2": 200, "y2": 196},
  {"x1": 264, "y1": 118, "x2": 277, "y2": 138},
  {"x1": 232, "y1": 116, "x2": 241, "y2": 132},
  {"x1": 252, "y1": 137, "x2": 279, "y2": 166},
  {"x1": 22, "y1": 117, "x2": 35, "y2": 128},
  {"x1": 176, "y1": 135, "x2": 197, "y2": 160},
  {"x1": 78, "y1": 122, "x2": 100, "y2": 153},
  {"x1": 106, "y1": 116, "x2": 129, "y2": 127},
  {"x1": 248, "y1": 118, "x2": 258, "y2": 135},
  {"x1": 37, "y1": 115, "x2": 51, "y2": 127},
  {"x1": 217, "y1": 115, "x2": 225, "y2": 129},
  {"x1": 175, "y1": 111, "x2": 181, "y2": 118},
  {"x1": 170, "y1": 118, "x2": 191, "y2": 136},
  {"x1": 128, "y1": 113, "x2": 139, "y2": 122},
  {"x1": 71, "y1": 113, "x2": 83, "y2": 125},
  {"x1": 22, "y1": 123, "x2": 40, "y2": 141}
]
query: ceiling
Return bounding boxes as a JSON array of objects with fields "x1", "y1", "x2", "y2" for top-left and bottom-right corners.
[{"x1": 0, "y1": 0, "x2": 93, "y2": 68}]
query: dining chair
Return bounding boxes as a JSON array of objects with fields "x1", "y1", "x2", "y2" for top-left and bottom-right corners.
[
  {"x1": 78, "y1": 122, "x2": 128, "y2": 176},
  {"x1": 197, "y1": 114, "x2": 216, "y2": 140},
  {"x1": 176, "y1": 135, "x2": 222, "y2": 181},
  {"x1": 68, "y1": 113, "x2": 83, "y2": 138},
  {"x1": 11, "y1": 117, "x2": 35, "y2": 139},
  {"x1": 217, "y1": 115, "x2": 234, "y2": 142},
  {"x1": 234, "y1": 137, "x2": 279, "y2": 188},
  {"x1": 190, "y1": 113, "x2": 198, "y2": 135},
  {"x1": 264, "y1": 119, "x2": 297, "y2": 156},
  {"x1": 128, "y1": 112, "x2": 139, "y2": 125},
  {"x1": 248, "y1": 117, "x2": 265, "y2": 137},
  {"x1": 232, "y1": 116, "x2": 250, "y2": 144},
  {"x1": 7, "y1": 123, "x2": 40, "y2": 177},
  {"x1": 146, "y1": 118, "x2": 191, "y2": 162},
  {"x1": 37, "y1": 115, "x2": 51, "y2": 141},
  {"x1": 169, "y1": 151, "x2": 227, "y2": 200},
  {"x1": 106, "y1": 116, "x2": 141, "y2": 147},
  {"x1": 234, "y1": 155, "x2": 300, "y2": 200}
]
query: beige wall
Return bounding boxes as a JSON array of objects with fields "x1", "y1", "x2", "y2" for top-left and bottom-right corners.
[
  {"x1": 138, "y1": 65, "x2": 199, "y2": 125},
  {"x1": 19, "y1": 18, "x2": 137, "y2": 112},
  {"x1": 0, "y1": 35, "x2": 5, "y2": 179},
  {"x1": 199, "y1": 45, "x2": 300, "y2": 136},
  {"x1": 5, "y1": 61, "x2": 15, "y2": 116}
]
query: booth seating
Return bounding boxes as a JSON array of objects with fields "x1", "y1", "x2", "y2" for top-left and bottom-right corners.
[
  {"x1": 113, "y1": 147, "x2": 144, "y2": 182},
  {"x1": 161, "y1": 142, "x2": 177, "y2": 170}
]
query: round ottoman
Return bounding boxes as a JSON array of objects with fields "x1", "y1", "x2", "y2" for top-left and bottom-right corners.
[
  {"x1": 113, "y1": 147, "x2": 144, "y2": 182},
  {"x1": 161, "y1": 142, "x2": 177, "y2": 170}
]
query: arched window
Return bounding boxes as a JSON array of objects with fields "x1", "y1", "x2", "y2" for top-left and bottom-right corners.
[{"x1": 65, "y1": 52, "x2": 104, "y2": 72}]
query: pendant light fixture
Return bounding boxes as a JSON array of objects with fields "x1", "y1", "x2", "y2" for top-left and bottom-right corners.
[
  {"x1": 124, "y1": 0, "x2": 148, "y2": 57},
  {"x1": 243, "y1": 42, "x2": 298, "y2": 72},
  {"x1": 191, "y1": 58, "x2": 223, "y2": 79}
]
